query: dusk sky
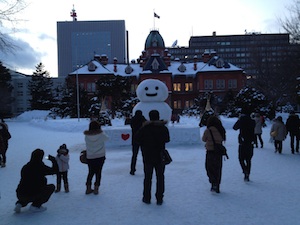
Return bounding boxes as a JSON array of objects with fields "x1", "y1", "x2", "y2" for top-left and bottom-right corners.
[{"x1": 0, "y1": 0, "x2": 294, "y2": 76}]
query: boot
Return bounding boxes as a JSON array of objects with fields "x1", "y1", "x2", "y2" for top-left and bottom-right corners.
[
  {"x1": 85, "y1": 184, "x2": 93, "y2": 194},
  {"x1": 55, "y1": 184, "x2": 61, "y2": 193},
  {"x1": 64, "y1": 183, "x2": 69, "y2": 193},
  {"x1": 93, "y1": 185, "x2": 99, "y2": 195}
]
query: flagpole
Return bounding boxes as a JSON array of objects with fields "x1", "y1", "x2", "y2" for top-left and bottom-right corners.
[{"x1": 153, "y1": 9, "x2": 155, "y2": 29}]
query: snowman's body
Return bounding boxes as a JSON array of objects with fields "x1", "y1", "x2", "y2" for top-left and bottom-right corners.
[{"x1": 132, "y1": 79, "x2": 172, "y2": 122}]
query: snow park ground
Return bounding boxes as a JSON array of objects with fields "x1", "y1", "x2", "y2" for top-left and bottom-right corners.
[{"x1": 0, "y1": 110, "x2": 300, "y2": 225}]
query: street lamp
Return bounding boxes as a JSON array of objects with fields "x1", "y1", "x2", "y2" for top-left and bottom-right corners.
[{"x1": 76, "y1": 65, "x2": 80, "y2": 121}]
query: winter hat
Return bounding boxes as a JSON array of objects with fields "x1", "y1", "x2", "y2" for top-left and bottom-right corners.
[
  {"x1": 149, "y1": 110, "x2": 160, "y2": 121},
  {"x1": 57, "y1": 144, "x2": 68, "y2": 154}
]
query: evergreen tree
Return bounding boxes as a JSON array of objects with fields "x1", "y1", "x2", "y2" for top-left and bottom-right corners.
[
  {"x1": 0, "y1": 61, "x2": 13, "y2": 117},
  {"x1": 28, "y1": 62, "x2": 53, "y2": 110}
]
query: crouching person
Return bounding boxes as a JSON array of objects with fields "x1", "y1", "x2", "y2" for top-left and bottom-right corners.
[{"x1": 14, "y1": 149, "x2": 58, "y2": 213}]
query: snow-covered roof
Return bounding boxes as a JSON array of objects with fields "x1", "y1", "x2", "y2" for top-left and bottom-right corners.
[{"x1": 69, "y1": 59, "x2": 243, "y2": 78}]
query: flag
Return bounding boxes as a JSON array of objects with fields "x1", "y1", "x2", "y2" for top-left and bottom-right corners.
[{"x1": 154, "y1": 12, "x2": 160, "y2": 19}]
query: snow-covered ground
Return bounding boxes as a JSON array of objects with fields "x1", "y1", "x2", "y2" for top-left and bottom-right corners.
[{"x1": 0, "y1": 111, "x2": 300, "y2": 225}]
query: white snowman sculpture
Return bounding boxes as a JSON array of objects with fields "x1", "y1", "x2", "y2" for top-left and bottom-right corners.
[{"x1": 133, "y1": 79, "x2": 172, "y2": 122}]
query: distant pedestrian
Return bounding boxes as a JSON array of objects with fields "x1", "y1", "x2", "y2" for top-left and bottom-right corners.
[
  {"x1": 135, "y1": 110, "x2": 170, "y2": 205},
  {"x1": 55, "y1": 144, "x2": 70, "y2": 193},
  {"x1": 84, "y1": 121, "x2": 109, "y2": 195},
  {"x1": 285, "y1": 111, "x2": 300, "y2": 154},
  {"x1": 202, "y1": 115, "x2": 226, "y2": 193},
  {"x1": 270, "y1": 116, "x2": 287, "y2": 154},
  {"x1": 14, "y1": 149, "x2": 58, "y2": 213},
  {"x1": 0, "y1": 119, "x2": 11, "y2": 168},
  {"x1": 130, "y1": 110, "x2": 146, "y2": 175},
  {"x1": 254, "y1": 113, "x2": 264, "y2": 148},
  {"x1": 233, "y1": 107, "x2": 255, "y2": 181}
]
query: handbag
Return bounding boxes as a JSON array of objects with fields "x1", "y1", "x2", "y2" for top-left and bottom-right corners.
[
  {"x1": 162, "y1": 149, "x2": 172, "y2": 165},
  {"x1": 270, "y1": 130, "x2": 277, "y2": 137},
  {"x1": 209, "y1": 129, "x2": 229, "y2": 159},
  {"x1": 80, "y1": 150, "x2": 88, "y2": 164}
]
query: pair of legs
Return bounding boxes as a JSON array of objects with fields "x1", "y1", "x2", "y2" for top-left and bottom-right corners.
[
  {"x1": 86, "y1": 157, "x2": 105, "y2": 187},
  {"x1": 0, "y1": 148, "x2": 7, "y2": 166},
  {"x1": 143, "y1": 162, "x2": 165, "y2": 204},
  {"x1": 205, "y1": 151, "x2": 222, "y2": 192},
  {"x1": 56, "y1": 171, "x2": 69, "y2": 192},
  {"x1": 274, "y1": 140, "x2": 283, "y2": 153},
  {"x1": 16, "y1": 184, "x2": 55, "y2": 208},
  {"x1": 238, "y1": 144, "x2": 253, "y2": 181},
  {"x1": 254, "y1": 133, "x2": 263, "y2": 148},
  {"x1": 130, "y1": 144, "x2": 140, "y2": 174},
  {"x1": 289, "y1": 134, "x2": 299, "y2": 153}
]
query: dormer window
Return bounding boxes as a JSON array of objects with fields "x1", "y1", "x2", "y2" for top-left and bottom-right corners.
[
  {"x1": 178, "y1": 63, "x2": 186, "y2": 72},
  {"x1": 151, "y1": 58, "x2": 159, "y2": 70},
  {"x1": 88, "y1": 62, "x2": 97, "y2": 71},
  {"x1": 125, "y1": 65, "x2": 133, "y2": 74},
  {"x1": 216, "y1": 58, "x2": 224, "y2": 68}
]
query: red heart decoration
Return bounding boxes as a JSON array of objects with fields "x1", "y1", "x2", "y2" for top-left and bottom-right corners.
[{"x1": 121, "y1": 133, "x2": 130, "y2": 141}]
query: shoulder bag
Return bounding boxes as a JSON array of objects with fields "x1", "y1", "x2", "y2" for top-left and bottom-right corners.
[{"x1": 209, "y1": 129, "x2": 229, "y2": 159}]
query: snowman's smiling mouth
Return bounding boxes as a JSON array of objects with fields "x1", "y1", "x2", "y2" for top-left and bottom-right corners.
[{"x1": 146, "y1": 93, "x2": 157, "y2": 97}]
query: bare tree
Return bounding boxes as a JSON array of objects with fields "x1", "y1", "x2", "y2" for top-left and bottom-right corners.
[
  {"x1": 279, "y1": 0, "x2": 300, "y2": 43},
  {"x1": 0, "y1": 0, "x2": 27, "y2": 52}
]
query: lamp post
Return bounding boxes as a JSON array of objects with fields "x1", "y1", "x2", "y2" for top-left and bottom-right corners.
[{"x1": 76, "y1": 65, "x2": 80, "y2": 121}]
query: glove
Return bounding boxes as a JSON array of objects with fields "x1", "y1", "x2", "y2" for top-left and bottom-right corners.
[{"x1": 47, "y1": 155, "x2": 56, "y2": 162}]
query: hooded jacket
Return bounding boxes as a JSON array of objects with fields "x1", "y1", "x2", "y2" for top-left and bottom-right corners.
[
  {"x1": 84, "y1": 130, "x2": 109, "y2": 159},
  {"x1": 16, "y1": 149, "x2": 58, "y2": 196}
]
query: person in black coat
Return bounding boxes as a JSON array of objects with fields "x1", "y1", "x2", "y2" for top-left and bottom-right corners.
[
  {"x1": 285, "y1": 111, "x2": 300, "y2": 154},
  {"x1": 130, "y1": 110, "x2": 146, "y2": 175},
  {"x1": 14, "y1": 149, "x2": 58, "y2": 213},
  {"x1": 0, "y1": 120, "x2": 11, "y2": 167},
  {"x1": 233, "y1": 107, "x2": 255, "y2": 182},
  {"x1": 135, "y1": 110, "x2": 170, "y2": 205}
]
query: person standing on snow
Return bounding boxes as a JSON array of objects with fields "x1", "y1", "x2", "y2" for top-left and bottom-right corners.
[
  {"x1": 84, "y1": 120, "x2": 108, "y2": 195},
  {"x1": 233, "y1": 107, "x2": 255, "y2": 182},
  {"x1": 0, "y1": 119, "x2": 11, "y2": 167},
  {"x1": 202, "y1": 115, "x2": 226, "y2": 193},
  {"x1": 55, "y1": 144, "x2": 70, "y2": 193},
  {"x1": 253, "y1": 113, "x2": 264, "y2": 148},
  {"x1": 270, "y1": 116, "x2": 287, "y2": 154},
  {"x1": 285, "y1": 111, "x2": 300, "y2": 154},
  {"x1": 135, "y1": 110, "x2": 170, "y2": 205},
  {"x1": 129, "y1": 110, "x2": 146, "y2": 175}
]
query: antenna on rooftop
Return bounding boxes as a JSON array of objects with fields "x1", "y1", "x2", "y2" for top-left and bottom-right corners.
[
  {"x1": 171, "y1": 40, "x2": 178, "y2": 47},
  {"x1": 70, "y1": 5, "x2": 77, "y2": 21}
]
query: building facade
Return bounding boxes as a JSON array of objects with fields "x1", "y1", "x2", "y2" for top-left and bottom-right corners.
[
  {"x1": 168, "y1": 32, "x2": 292, "y2": 77},
  {"x1": 68, "y1": 30, "x2": 246, "y2": 114},
  {"x1": 57, "y1": 18, "x2": 128, "y2": 78}
]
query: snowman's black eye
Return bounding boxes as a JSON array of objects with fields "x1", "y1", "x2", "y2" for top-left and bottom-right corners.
[
  {"x1": 155, "y1": 86, "x2": 159, "y2": 90},
  {"x1": 145, "y1": 87, "x2": 148, "y2": 91}
]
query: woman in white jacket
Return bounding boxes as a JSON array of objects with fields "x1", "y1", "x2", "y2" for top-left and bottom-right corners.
[{"x1": 84, "y1": 121, "x2": 109, "y2": 195}]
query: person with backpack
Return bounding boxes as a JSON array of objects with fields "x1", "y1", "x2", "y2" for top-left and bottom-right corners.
[{"x1": 233, "y1": 107, "x2": 255, "y2": 182}]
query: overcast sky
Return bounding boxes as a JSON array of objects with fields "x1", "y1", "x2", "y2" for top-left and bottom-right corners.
[{"x1": 0, "y1": 0, "x2": 294, "y2": 77}]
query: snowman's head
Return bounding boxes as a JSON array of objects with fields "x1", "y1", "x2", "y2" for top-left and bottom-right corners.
[{"x1": 136, "y1": 79, "x2": 168, "y2": 102}]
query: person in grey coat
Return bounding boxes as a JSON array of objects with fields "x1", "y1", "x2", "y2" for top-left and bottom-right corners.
[
  {"x1": 254, "y1": 113, "x2": 264, "y2": 148},
  {"x1": 270, "y1": 116, "x2": 287, "y2": 154}
]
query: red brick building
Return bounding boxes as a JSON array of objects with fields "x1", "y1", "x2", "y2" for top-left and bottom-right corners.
[{"x1": 69, "y1": 30, "x2": 246, "y2": 113}]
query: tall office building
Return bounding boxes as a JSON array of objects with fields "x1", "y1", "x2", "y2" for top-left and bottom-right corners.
[
  {"x1": 168, "y1": 32, "x2": 294, "y2": 76},
  {"x1": 57, "y1": 9, "x2": 128, "y2": 77}
]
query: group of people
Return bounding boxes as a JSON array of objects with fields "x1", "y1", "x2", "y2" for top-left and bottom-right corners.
[
  {"x1": 270, "y1": 111, "x2": 300, "y2": 154},
  {"x1": 12, "y1": 108, "x2": 300, "y2": 213},
  {"x1": 14, "y1": 109, "x2": 170, "y2": 213}
]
